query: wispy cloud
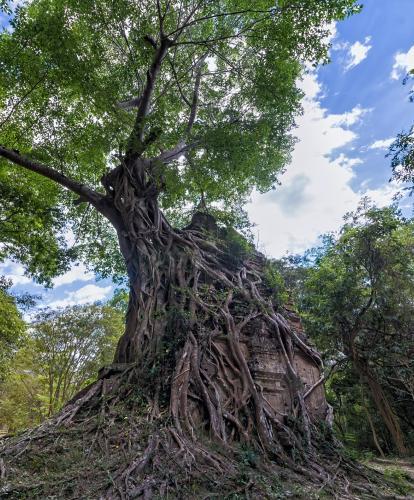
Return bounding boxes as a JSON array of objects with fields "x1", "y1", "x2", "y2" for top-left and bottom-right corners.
[
  {"x1": 52, "y1": 263, "x2": 94, "y2": 287},
  {"x1": 328, "y1": 104, "x2": 370, "y2": 127},
  {"x1": 369, "y1": 137, "x2": 394, "y2": 150},
  {"x1": 391, "y1": 45, "x2": 414, "y2": 80},
  {"x1": 0, "y1": 261, "x2": 33, "y2": 286},
  {"x1": 47, "y1": 284, "x2": 112, "y2": 308},
  {"x1": 248, "y1": 72, "x2": 399, "y2": 258},
  {"x1": 344, "y1": 37, "x2": 372, "y2": 71}
]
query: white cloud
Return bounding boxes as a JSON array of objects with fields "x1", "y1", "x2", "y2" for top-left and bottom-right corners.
[
  {"x1": 52, "y1": 263, "x2": 94, "y2": 287},
  {"x1": 391, "y1": 45, "x2": 414, "y2": 80},
  {"x1": 0, "y1": 260, "x2": 33, "y2": 286},
  {"x1": 333, "y1": 153, "x2": 363, "y2": 169},
  {"x1": 327, "y1": 104, "x2": 370, "y2": 127},
  {"x1": 369, "y1": 137, "x2": 394, "y2": 150},
  {"x1": 1, "y1": 258, "x2": 95, "y2": 289},
  {"x1": 247, "y1": 72, "x2": 399, "y2": 258},
  {"x1": 47, "y1": 284, "x2": 112, "y2": 308},
  {"x1": 364, "y1": 181, "x2": 400, "y2": 207},
  {"x1": 344, "y1": 37, "x2": 372, "y2": 71}
]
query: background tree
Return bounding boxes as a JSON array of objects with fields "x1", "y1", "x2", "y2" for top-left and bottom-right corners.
[
  {"x1": 389, "y1": 70, "x2": 414, "y2": 194},
  {"x1": 0, "y1": 303, "x2": 123, "y2": 431},
  {"x1": 30, "y1": 303, "x2": 123, "y2": 415},
  {"x1": 0, "y1": 277, "x2": 26, "y2": 380},
  {"x1": 0, "y1": 339, "x2": 50, "y2": 433},
  {"x1": 301, "y1": 202, "x2": 414, "y2": 457}
]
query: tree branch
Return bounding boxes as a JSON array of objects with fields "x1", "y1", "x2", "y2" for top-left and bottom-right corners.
[
  {"x1": 167, "y1": 56, "x2": 192, "y2": 107},
  {"x1": 119, "y1": 20, "x2": 144, "y2": 90},
  {"x1": 166, "y1": 8, "x2": 274, "y2": 38},
  {"x1": 155, "y1": 141, "x2": 194, "y2": 164},
  {"x1": 0, "y1": 74, "x2": 47, "y2": 130},
  {"x1": 173, "y1": 14, "x2": 271, "y2": 46},
  {"x1": 117, "y1": 96, "x2": 142, "y2": 110},
  {"x1": 156, "y1": 0, "x2": 170, "y2": 36},
  {"x1": 127, "y1": 36, "x2": 172, "y2": 155},
  {"x1": 186, "y1": 55, "x2": 206, "y2": 135},
  {"x1": 169, "y1": 1, "x2": 205, "y2": 43},
  {"x1": 0, "y1": 145, "x2": 103, "y2": 207},
  {"x1": 304, "y1": 358, "x2": 348, "y2": 400}
]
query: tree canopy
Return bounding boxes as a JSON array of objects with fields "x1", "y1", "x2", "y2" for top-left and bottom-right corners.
[
  {"x1": 300, "y1": 202, "x2": 414, "y2": 456},
  {"x1": 0, "y1": 302, "x2": 123, "y2": 431},
  {"x1": 389, "y1": 71, "x2": 414, "y2": 194},
  {"x1": 0, "y1": 0, "x2": 361, "y2": 280}
]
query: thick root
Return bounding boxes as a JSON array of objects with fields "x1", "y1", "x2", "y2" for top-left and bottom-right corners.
[{"x1": 0, "y1": 373, "x2": 406, "y2": 500}]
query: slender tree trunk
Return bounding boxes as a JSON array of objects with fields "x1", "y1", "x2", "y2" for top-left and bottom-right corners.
[
  {"x1": 352, "y1": 351, "x2": 408, "y2": 457},
  {"x1": 361, "y1": 387, "x2": 385, "y2": 458}
]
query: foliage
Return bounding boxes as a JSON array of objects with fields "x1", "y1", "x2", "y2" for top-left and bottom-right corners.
[
  {"x1": 262, "y1": 260, "x2": 289, "y2": 306},
  {"x1": 220, "y1": 226, "x2": 255, "y2": 269},
  {"x1": 0, "y1": 0, "x2": 361, "y2": 280},
  {"x1": 302, "y1": 201, "x2": 414, "y2": 358},
  {"x1": 389, "y1": 71, "x2": 414, "y2": 194},
  {"x1": 389, "y1": 126, "x2": 414, "y2": 193},
  {"x1": 0, "y1": 276, "x2": 26, "y2": 380},
  {"x1": 268, "y1": 254, "x2": 310, "y2": 302},
  {"x1": 0, "y1": 341, "x2": 46, "y2": 431},
  {"x1": 0, "y1": 303, "x2": 123, "y2": 431},
  {"x1": 108, "y1": 287, "x2": 129, "y2": 314},
  {"x1": 324, "y1": 367, "x2": 390, "y2": 454},
  {"x1": 0, "y1": 167, "x2": 75, "y2": 285},
  {"x1": 300, "y1": 201, "x2": 414, "y2": 454}
]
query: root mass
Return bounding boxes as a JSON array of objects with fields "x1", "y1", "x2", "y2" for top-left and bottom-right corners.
[{"x1": 0, "y1": 159, "x2": 397, "y2": 499}]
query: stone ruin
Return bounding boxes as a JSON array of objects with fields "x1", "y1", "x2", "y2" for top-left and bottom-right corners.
[{"x1": 209, "y1": 304, "x2": 327, "y2": 423}]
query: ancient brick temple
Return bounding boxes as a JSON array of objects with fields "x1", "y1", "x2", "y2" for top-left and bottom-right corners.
[
  {"x1": 249, "y1": 304, "x2": 327, "y2": 421},
  {"x1": 205, "y1": 303, "x2": 327, "y2": 425}
]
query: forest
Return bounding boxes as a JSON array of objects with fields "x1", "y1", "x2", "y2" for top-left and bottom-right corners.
[{"x1": 0, "y1": 0, "x2": 413, "y2": 498}]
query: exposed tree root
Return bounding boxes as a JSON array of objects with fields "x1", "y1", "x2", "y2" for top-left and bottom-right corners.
[
  {"x1": 0, "y1": 378, "x2": 403, "y2": 499},
  {"x1": 1, "y1": 162, "x2": 411, "y2": 498},
  {"x1": 1, "y1": 359, "x2": 410, "y2": 499}
]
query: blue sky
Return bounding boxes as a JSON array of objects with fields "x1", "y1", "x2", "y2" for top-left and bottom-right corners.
[
  {"x1": 321, "y1": 0, "x2": 414, "y2": 191},
  {"x1": 2, "y1": 0, "x2": 414, "y2": 309},
  {"x1": 249, "y1": 0, "x2": 414, "y2": 257}
]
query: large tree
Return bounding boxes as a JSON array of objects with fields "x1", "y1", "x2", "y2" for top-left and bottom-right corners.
[
  {"x1": 301, "y1": 203, "x2": 414, "y2": 457},
  {"x1": 1, "y1": 2, "x2": 393, "y2": 498}
]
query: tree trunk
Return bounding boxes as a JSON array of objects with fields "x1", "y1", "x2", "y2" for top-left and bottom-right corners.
[
  {"x1": 98, "y1": 159, "x2": 330, "y2": 454},
  {"x1": 352, "y1": 352, "x2": 408, "y2": 457},
  {"x1": 361, "y1": 388, "x2": 385, "y2": 458}
]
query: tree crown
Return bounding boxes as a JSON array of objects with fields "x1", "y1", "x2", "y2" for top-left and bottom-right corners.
[{"x1": 0, "y1": 0, "x2": 361, "y2": 281}]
